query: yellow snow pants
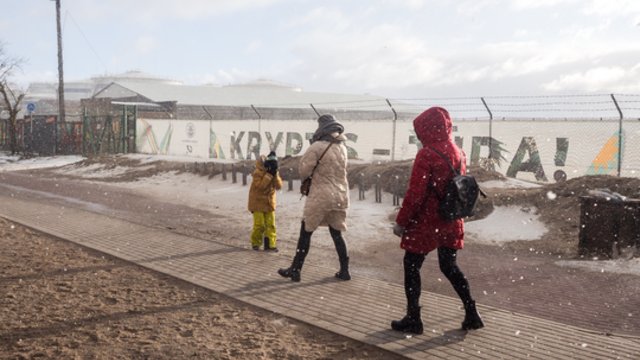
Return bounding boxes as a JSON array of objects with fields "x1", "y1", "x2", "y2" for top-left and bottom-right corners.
[{"x1": 251, "y1": 211, "x2": 277, "y2": 248}]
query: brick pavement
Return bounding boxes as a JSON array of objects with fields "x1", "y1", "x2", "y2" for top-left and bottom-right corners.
[{"x1": 1, "y1": 194, "x2": 638, "y2": 359}]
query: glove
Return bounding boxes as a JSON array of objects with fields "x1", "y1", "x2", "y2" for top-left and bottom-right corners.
[
  {"x1": 393, "y1": 223, "x2": 405, "y2": 237},
  {"x1": 264, "y1": 159, "x2": 278, "y2": 175}
]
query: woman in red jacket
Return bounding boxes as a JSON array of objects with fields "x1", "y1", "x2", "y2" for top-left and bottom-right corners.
[{"x1": 391, "y1": 107, "x2": 484, "y2": 335}]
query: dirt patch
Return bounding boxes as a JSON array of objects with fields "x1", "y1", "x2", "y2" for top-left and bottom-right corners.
[
  {"x1": 0, "y1": 218, "x2": 402, "y2": 360},
  {"x1": 481, "y1": 175, "x2": 640, "y2": 256}
]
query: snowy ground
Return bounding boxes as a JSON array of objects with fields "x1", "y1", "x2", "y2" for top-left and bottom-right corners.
[
  {"x1": 0, "y1": 154, "x2": 83, "y2": 171},
  {"x1": 1, "y1": 151, "x2": 638, "y2": 277}
]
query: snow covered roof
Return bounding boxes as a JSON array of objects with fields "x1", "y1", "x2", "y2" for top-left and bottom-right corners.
[{"x1": 93, "y1": 80, "x2": 393, "y2": 111}]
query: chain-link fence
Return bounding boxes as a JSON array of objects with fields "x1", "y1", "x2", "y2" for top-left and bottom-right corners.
[{"x1": 4, "y1": 93, "x2": 640, "y2": 180}]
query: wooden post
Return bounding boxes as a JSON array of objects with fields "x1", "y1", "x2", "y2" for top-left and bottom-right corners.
[{"x1": 375, "y1": 174, "x2": 382, "y2": 203}]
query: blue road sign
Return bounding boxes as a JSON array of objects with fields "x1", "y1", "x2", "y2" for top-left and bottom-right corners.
[{"x1": 26, "y1": 102, "x2": 36, "y2": 113}]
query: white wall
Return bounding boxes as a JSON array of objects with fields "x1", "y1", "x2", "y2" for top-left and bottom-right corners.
[{"x1": 136, "y1": 117, "x2": 639, "y2": 182}]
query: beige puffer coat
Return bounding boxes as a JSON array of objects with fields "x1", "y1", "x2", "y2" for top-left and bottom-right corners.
[{"x1": 299, "y1": 133, "x2": 350, "y2": 232}]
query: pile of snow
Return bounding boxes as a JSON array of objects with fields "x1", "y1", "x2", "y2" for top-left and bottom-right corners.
[
  {"x1": 465, "y1": 205, "x2": 548, "y2": 244},
  {"x1": 0, "y1": 154, "x2": 20, "y2": 165},
  {"x1": 125, "y1": 153, "x2": 238, "y2": 164},
  {"x1": 0, "y1": 154, "x2": 84, "y2": 172},
  {"x1": 56, "y1": 163, "x2": 156, "y2": 178}
]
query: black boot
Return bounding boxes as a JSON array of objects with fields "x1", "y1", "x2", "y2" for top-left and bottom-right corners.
[
  {"x1": 329, "y1": 227, "x2": 350, "y2": 280},
  {"x1": 391, "y1": 307, "x2": 423, "y2": 335},
  {"x1": 278, "y1": 222, "x2": 311, "y2": 282},
  {"x1": 277, "y1": 267, "x2": 300, "y2": 282},
  {"x1": 278, "y1": 254, "x2": 302, "y2": 281},
  {"x1": 335, "y1": 256, "x2": 351, "y2": 280},
  {"x1": 461, "y1": 301, "x2": 484, "y2": 330}
]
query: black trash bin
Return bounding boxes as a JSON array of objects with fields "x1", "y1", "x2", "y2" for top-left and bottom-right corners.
[{"x1": 579, "y1": 196, "x2": 640, "y2": 258}]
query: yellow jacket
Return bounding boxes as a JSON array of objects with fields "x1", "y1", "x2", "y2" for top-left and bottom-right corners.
[{"x1": 248, "y1": 157, "x2": 283, "y2": 212}]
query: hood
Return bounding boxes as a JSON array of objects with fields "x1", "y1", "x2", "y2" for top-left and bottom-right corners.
[
  {"x1": 413, "y1": 107, "x2": 452, "y2": 145},
  {"x1": 255, "y1": 155, "x2": 266, "y2": 170}
]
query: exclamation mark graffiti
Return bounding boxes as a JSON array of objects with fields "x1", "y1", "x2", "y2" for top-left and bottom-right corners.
[{"x1": 553, "y1": 137, "x2": 568, "y2": 182}]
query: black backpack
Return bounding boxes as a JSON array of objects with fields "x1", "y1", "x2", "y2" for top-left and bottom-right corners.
[{"x1": 428, "y1": 146, "x2": 486, "y2": 221}]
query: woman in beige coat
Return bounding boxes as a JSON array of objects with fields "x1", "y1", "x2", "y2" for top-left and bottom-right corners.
[{"x1": 278, "y1": 114, "x2": 351, "y2": 282}]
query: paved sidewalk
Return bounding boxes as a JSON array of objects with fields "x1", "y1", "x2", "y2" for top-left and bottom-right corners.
[{"x1": 1, "y1": 195, "x2": 638, "y2": 359}]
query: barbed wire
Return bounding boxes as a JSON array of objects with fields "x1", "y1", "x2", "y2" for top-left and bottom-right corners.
[{"x1": 119, "y1": 93, "x2": 640, "y2": 120}]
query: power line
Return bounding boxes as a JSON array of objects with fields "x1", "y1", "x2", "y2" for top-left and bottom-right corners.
[{"x1": 64, "y1": 10, "x2": 108, "y2": 74}]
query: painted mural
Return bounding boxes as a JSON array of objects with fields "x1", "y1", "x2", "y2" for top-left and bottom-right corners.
[
  {"x1": 586, "y1": 131, "x2": 623, "y2": 176},
  {"x1": 137, "y1": 119, "x2": 172, "y2": 155},
  {"x1": 136, "y1": 118, "x2": 640, "y2": 182}
]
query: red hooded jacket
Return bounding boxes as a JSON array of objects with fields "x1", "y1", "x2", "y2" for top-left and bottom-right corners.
[{"x1": 395, "y1": 107, "x2": 465, "y2": 254}]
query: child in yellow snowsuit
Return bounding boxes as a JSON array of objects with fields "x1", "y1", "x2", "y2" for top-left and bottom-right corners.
[{"x1": 248, "y1": 151, "x2": 283, "y2": 251}]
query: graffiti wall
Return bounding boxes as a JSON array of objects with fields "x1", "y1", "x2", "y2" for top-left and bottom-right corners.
[{"x1": 136, "y1": 117, "x2": 640, "y2": 182}]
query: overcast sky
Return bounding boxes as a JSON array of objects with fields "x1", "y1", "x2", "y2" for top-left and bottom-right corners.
[{"x1": 2, "y1": 0, "x2": 640, "y2": 98}]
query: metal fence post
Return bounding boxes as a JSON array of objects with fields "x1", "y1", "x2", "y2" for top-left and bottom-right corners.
[
  {"x1": 611, "y1": 94, "x2": 624, "y2": 177},
  {"x1": 392, "y1": 175, "x2": 400, "y2": 206},
  {"x1": 242, "y1": 164, "x2": 248, "y2": 186},
  {"x1": 481, "y1": 97, "x2": 493, "y2": 160},
  {"x1": 222, "y1": 163, "x2": 227, "y2": 181},
  {"x1": 358, "y1": 172, "x2": 365, "y2": 200},
  {"x1": 386, "y1": 99, "x2": 398, "y2": 161},
  {"x1": 287, "y1": 168, "x2": 294, "y2": 191},
  {"x1": 310, "y1": 103, "x2": 320, "y2": 117},
  {"x1": 231, "y1": 164, "x2": 237, "y2": 184},
  {"x1": 375, "y1": 174, "x2": 382, "y2": 203}
]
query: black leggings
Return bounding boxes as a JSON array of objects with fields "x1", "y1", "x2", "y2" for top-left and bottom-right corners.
[
  {"x1": 403, "y1": 248, "x2": 473, "y2": 311},
  {"x1": 292, "y1": 221, "x2": 348, "y2": 269}
]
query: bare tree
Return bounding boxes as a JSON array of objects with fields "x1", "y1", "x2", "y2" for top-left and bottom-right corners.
[{"x1": 0, "y1": 41, "x2": 25, "y2": 155}]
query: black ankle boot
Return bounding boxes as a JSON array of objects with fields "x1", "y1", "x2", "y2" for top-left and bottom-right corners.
[
  {"x1": 277, "y1": 267, "x2": 300, "y2": 282},
  {"x1": 461, "y1": 301, "x2": 484, "y2": 330},
  {"x1": 391, "y1": 307, "x2": 423, "y2": 335},
  {"x1": 335, "y1": 256, "x2": 351, "y2": 280}
]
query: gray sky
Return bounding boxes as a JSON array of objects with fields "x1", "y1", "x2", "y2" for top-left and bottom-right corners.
[{"x1": 2, "y1": 0, "x2": 640, "y2": 98}]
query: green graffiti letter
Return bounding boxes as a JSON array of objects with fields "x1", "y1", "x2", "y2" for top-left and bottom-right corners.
[
  {"x1": 246, "y1": 131, "x2": 261, "y2": 160},
  {"x1": 230, "y1": 131, "x2": 244, "y2": 160},
  {"x1": 345, "y1": 133, "x2": 358, "y2": 159},
  {"x1": 506, "y1": 137, "x2": 548, "y2": 181},
  {"x1": 286, "y1": 132, "x2": 304, "y2": 156},
  {"x1": 470, "y1": 136, "x2": 508, "y2": 170},
  {"x1": 555, "y1": 138, "x2": 568, "y2": 166},
  {"x1": 265, "y1": 132, "x2": 284, "y2": 152}
]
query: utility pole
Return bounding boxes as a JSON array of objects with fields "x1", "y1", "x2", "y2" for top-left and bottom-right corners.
[{"x1": 53, "y1": 0, "x2": 65, "y2": 154}]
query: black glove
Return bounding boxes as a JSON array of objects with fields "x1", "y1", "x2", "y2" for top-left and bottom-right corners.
[{"x1": 264, "y1": 159, "x2": 278, "y2": 175}]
